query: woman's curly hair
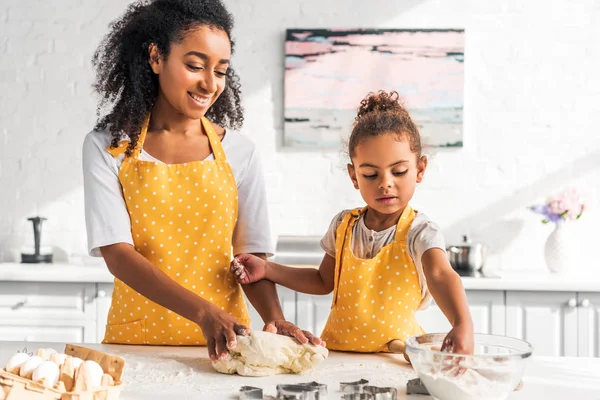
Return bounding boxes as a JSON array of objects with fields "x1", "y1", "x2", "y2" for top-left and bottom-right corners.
[{"x1": 92, "y1": 0, "x2": 243, "y2": 156}]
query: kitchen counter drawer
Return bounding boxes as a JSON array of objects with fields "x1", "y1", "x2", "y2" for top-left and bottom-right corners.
[
  {"x1": 0, "y1": 282, "x2": 97, "y2": 320},
  {"x1": 0, "y1": 319, "x2": 96, "y2": 343}
]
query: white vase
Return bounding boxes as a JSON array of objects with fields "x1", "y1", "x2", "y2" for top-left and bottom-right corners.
[{"x1": 544, "y1": 221, "x2": 577, "y2": 273}]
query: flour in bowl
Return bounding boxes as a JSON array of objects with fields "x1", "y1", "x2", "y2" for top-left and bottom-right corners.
[{"x1": 418, "y1": 364, "x2": 515, "y2": 400}]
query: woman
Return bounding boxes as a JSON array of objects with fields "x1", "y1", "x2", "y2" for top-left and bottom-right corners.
[{"x1": 82, "y1": 0, "x2": 321, "y2": 361}]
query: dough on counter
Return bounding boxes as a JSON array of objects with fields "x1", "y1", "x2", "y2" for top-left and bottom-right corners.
[{"x1": 212, "y1": 331, "x2": 328, "y2": 377}]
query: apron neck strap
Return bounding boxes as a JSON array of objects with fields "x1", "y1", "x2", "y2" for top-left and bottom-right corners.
[
  {"x1": 132, "y1": 115, "x2": 226, "y2": 161},
  {"x1": 133, "y1": 114, "x2": 151, "y2": 159},
  {"x1": 201, "y1": 117, "x2": 226, "y2": 161}
]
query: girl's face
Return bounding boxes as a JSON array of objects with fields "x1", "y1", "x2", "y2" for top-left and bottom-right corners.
[
  {"x1": 149, "y1": 25, "x2": 231, "y2": 120},
  {"x1": 348, "y1": 134, "x2": 427, "y2": 216}
]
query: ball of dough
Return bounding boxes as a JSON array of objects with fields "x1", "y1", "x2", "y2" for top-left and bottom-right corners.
[{"x1": 212, "y1": 330, "x2": 328, "y2": 377}]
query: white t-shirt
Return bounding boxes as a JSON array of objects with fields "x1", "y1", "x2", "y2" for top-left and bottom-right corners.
[
  {"x1": 82, "y1": 127, "x2": 275, "y2": 258},
  {"x1": 320, "y1": 210, "x2": 446, "y2": 310}
]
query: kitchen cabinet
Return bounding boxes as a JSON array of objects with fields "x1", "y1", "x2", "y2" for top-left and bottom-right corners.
[
  {"x1": 578, "y1": 292, "x2": 600, "y2": 357},
  {"x1": 506, "y1": 291, "x2": 578, "y2": 357},
  {"x1": 95, "y1": 283, "x2": 113, "y2": 342},
  {"x1": 0, "y1": 282, "x2": 98, "y2": 343},
  {"x1": 0, "y1": 319, "x2": 96, "y2": 343},
  {"x1": 295, "y1": 292, "x2": 334, "y2": 336},
  {"x1": 2, "y1": 277, "x2": 600, "y2": 358},
  {"x1": 244, "y1": 286, "x2": 298, "y2": 331},
  {"x1": 416, "y1": 290, "x2": 505, "y2": 335}
]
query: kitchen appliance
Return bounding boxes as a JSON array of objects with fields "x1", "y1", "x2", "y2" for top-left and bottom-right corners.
[
  {"x1": 446, "y1": 235, "x2": 486, "y2": 277},
  {"x1": 21, "y1": 217, "x2": 53, "y2": 264}
]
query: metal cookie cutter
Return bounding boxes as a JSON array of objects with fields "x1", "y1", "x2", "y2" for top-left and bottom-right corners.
[
  {"x1": 406, "y1": 378, "x2": 429, "y2": 395},
  {"x1": 341, "y1": 394, "x2": 374, "y2": 400},
  {"x1": 340, "y1": 378, "x2": 369, "y2": 393},
  {"x1": 297, "y1": 381, "x2": 327, "y2": 397},
  {"x1": 364, "y1": 386, "x2": 397, "y2": 400},
  {"x1": 275, "y1": 384, "x2": 320, "y2": 400},
  {"x1": 239, "y1": 386, "x2": 264, "y2": 400}
]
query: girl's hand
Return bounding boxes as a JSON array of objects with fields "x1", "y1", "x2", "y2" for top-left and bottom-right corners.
[
  {"x1": 196, "y1": 305, "x2": 250, "y2": 361},
  {"x1": 441, "y1": 322, "x2": 474, "y2": 354},
  {"x1": 230, "y1": 254, "x2": 268, "y2": 284}
]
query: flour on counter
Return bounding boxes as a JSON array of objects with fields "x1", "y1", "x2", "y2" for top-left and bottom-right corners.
[{"x1": 111, "y1": 347, "x2": 417, "y2": 399}]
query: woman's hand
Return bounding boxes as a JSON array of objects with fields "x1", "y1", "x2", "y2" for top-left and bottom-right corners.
[
  {"x1": 196, "y1": 305, "x2": 250, "y2": 361},
  {"x1": 264, "y1": 320, "x2": 326, "y2": 347},
  {"x1": 441, "y1": 321, "x2": 474, "y2": 354},
  {"x1": 230, "y1": 253, "x2": 268, "y2": 284}
]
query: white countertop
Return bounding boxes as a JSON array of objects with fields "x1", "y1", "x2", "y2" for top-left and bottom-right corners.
[
  {"x1": 1, "y1": 340, "x2": 599, "y2": 400},
  {"x1": 2, "y1": 262, "x2": 600, "y2": 292},
  {"x1": 0, "y1": 263, "x2": 114, "y2": 283}
]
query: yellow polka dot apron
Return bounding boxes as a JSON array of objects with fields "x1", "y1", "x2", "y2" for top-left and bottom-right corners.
[
  {"x1": 102, "y1": 115, "x2": 250, "y2": 345},
  {"x1": 321, "y1": 205, "x2": 425, "y2": 352}
]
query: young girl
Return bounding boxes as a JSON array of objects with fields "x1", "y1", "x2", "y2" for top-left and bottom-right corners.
[
  {"x1": 232, "y1": 91, "x2": 474, "y2": 354},
  {"x1": 82, "y1": 0, "x2": 320, "y2": 362}
]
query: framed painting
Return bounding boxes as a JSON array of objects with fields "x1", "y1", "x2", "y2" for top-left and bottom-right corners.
[{"x1": 284, "y1": 28, "x2": 465, "y2": 149}]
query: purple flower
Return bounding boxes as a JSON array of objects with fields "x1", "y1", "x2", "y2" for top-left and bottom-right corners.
[{"x1": 529, "y1": 186, "x2": 587, "y2": 224}]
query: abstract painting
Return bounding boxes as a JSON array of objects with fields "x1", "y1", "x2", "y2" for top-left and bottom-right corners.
[{"x1": 284, "y1": 29, "x2": 465, "y2": 149}]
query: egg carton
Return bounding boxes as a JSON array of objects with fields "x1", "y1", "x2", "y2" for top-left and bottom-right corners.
[{"x1": 0, "y1": 344, "x2": 125, "y2": 400}]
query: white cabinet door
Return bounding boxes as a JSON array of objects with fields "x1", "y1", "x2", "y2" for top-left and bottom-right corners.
[
  {"x1": 244, "y1": 285, "x2": 297, "y2": 331},
  {"x1": 468, "y1": 290, "x2": 506, "y2": 335},
  {"x1": 96, "y1": 283, "x2": 114, "y2": 343},
  {"x1": 416, "y1": 290, "x2": 505, "y2": 335},
  {"x1": 577, "y1": 292, "x2": 600, "y2": 357},
  {"x1": 506, "y1": 291, "x2": 578, "y2": 357},
  {"x1": 0, "y1": 282, "x2": 97, "y2": 320},
  {"x1": 0, "y1": 319, "x2": 96, "y2": 343},
  {"x1": 416, "y1": 298, "x2": 451, "y2": 334},
  {"x1": 296, "y1": 293, "x2": 333, "y2": 336}
]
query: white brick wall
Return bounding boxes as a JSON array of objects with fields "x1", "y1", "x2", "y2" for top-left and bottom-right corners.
[{"x1": 1, "y1": 0, "x2": 599, "y2": 274}]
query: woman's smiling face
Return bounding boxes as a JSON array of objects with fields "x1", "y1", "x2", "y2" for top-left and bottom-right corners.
[{"x1": 150, "y1": 25, "x2": 231, "y2": 119}]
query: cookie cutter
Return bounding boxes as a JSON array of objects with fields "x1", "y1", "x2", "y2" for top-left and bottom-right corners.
[
  {"x1": 275, "y1": 384, "x2": 320, "y2": 400},
  {"x1": 406, "y1": 377, "x2": 429, "y2": 395},
  {"x1": 297, "y1": 381, "x2": 327, "y2": 397},
  {"x1": 340, "y1": 378, "x2": 369, "y2": 393},
  {"x1": 364, "y1": 386, "x2": 397, "y2": 400},
  {"x1": 239, "y1": 386, "x2": 264, "y2": 400},
  {"x1": 341, "y1": 394, "x2": 374, "y2": 400}
]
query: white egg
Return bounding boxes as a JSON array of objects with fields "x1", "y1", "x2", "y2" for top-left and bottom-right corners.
[
  {"x1": 45, "y1": 348, "x2": 58, "y2": 356},
  {"x1": 5, "y1": 353, "x2": 30, "y2": 374},
  {"x1": 19, "y1": 356, "x2": 44, "y2": 378},
  {"x1": 49, "y1": 352, "x2": 68, "y2": 366},
  {"x1": 32, "y1": 361, "x2": 59, "y2": 387},
  {"x1": 71, "y1": 357, "x2": 84, "y2": 369},
  {"x1": 82, "y1": 360, "x2": 104, "y2": 389},
  {"x1": 36, "y1": 347, "x2": 58, "y2": 361}
]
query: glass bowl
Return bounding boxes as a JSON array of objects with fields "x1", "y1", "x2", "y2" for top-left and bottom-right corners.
[{"x1": 405, "y1": 333, "x2": 533, "y2": 400}]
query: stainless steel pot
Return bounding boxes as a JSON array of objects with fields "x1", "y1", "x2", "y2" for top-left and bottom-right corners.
[{"x1": 446, "y1": 235, "x2": 486, "y2": 276}]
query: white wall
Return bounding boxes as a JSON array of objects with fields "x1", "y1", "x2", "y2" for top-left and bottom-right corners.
[{"x1": 1, "y1": 0, "x2": 599, "y2": 273}]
